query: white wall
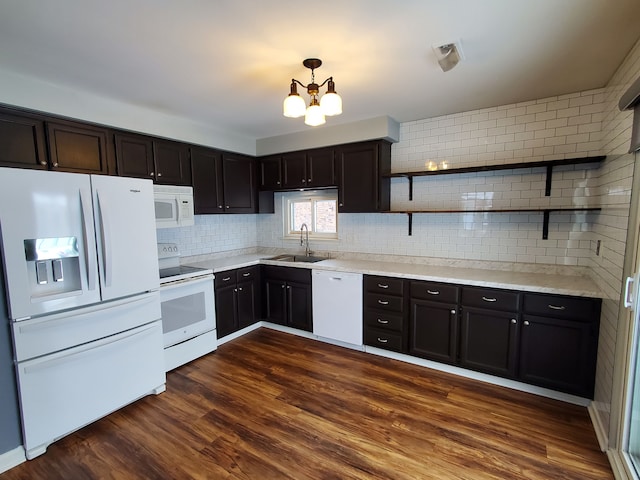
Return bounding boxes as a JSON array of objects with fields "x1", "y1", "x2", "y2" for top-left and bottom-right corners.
[
  {"x1": 257, "y1": 90, "x2": 606, "y2": 267},
  {"x1": 588, "y1": 38, "x2": 640, "y2": 445}
]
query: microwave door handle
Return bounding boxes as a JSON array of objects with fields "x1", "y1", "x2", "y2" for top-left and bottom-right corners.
[
  {"x1": 79, "y1": 188, "x2": 97, "y2": 291},
  {"x1": 175, "y1": 197, "x2": 181, "y2": 224},
  {"x1": 96, "y1": 190, "x2": 113, "y2": 287}
]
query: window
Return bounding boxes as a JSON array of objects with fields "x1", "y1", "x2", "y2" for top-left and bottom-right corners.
[{"x1": 284, "y1": 190, "x2": 338, "y2": 240}]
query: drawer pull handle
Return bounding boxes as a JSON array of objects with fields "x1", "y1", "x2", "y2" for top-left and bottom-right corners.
[
  {"x1": 222, "y1": 277, "x2": 231, "y2": 281},
  {"x1": 377, "y1": 337, "x2": 388, "y2": 344},
  {"x1": 242, "y1": 273, "x2": 251, "y2": 277},
  {"x1": 377, "y1": 284, "x2": 389, "y2": 289},
  {"x1": 548, "y1": 304, "x2": 566, "y2": 310},
  {"x1": 378, "y1": 300, "x2": 389, "y2": 305},
  {"x1": 427, "y1": 290, "x2": 440, "y2": 295},
  {"x1": 377, "y1": 319, "x2": 389, "y2": 324},
  {"x1": 482, "y1": 296, "x2": 497, "y2": 302}
]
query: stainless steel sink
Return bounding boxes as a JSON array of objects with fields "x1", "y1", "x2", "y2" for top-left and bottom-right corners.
[{"x1": 266, "y1": 254, "x2": 326, "y2": 263}]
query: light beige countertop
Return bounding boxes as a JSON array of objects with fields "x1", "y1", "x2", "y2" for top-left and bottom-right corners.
[{"x1": 185, "y1": 253, "x2": 603, "y2": 298}]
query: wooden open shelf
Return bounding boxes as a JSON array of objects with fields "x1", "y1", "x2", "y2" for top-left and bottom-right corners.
[{"x1": 385, "y1": 156, "x2": 605, "y2": 200}]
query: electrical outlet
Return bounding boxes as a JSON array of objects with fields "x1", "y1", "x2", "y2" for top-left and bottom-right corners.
[{"x1": 596, "y1": 239, "x2": 602, "y2": 256}]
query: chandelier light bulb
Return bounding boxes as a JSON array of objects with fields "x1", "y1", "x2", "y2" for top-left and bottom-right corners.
[
  {"x1": 283, "y1": 82, "x2": 306, "y2": 118},
  {"x1": 305, "y1": 98, "x2": 326, "y2": 126}
]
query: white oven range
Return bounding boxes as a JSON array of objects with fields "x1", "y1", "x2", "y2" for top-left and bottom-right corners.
[{"x1": 158, "y1": 243, "x2": 216, "y2": 371}]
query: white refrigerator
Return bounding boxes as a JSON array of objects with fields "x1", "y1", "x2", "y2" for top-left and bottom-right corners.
[{"x1": 0, "y1": 167, "x2": 165, "y2": 459}]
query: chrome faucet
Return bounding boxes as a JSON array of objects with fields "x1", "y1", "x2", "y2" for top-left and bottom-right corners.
[{"x1": 300, "y1": 223, "x2": 311, "y2": 256}]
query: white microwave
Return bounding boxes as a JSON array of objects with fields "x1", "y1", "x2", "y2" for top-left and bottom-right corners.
[{"x1": 153, "y1": 185, "x2": 195, "y2": 228}]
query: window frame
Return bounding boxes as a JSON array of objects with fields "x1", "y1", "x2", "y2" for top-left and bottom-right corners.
[{"x1": 282, "y1": 190, "x2": 338, "y2": 241}]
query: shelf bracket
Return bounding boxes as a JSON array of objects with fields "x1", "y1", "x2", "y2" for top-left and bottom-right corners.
[
  {"x1": 408, "y1": 176, "x2": 414, "y2": 201},
  {"x1": 545, "y1": 165, "x2": 553, "y2": 196},
  {"x1": 408, "y1": 212, "x2": 413, "y2": 236},
  {"x1": 542, "y1": 210, "x2": 550, "y2": 240}
]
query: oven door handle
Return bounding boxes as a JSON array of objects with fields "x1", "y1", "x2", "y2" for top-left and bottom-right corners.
[{"x1": 160, "y1": 275, "x2": 213, "y2": 290}]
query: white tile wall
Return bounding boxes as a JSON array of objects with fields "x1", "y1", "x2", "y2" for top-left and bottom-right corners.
[
  {"x1": 588, "y1": 37, "x2": 640, "y2": 447},
  {"x1": 156, "y1": 213, "x2": 258, "y2": 257}
]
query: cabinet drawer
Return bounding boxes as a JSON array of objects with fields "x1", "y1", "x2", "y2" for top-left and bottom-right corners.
[
  {"x1": 262, "y1": 265, "x2": 310, "y2": 284},
  {"x1": 365, "y1": 293, "x2": 404, "y2": 313},
  {"x1": 364, "y1": 327, "x2": 403, "y2": 353},
  {"x1": 523, "y1": 293, "x2": 600, "y2": 321},
  {"x1": 410, "y1": 281, "x2": 459, "y2": 303},
  {"x1": 462, "y1": 287, "x2": 520, "y2": 312},
  {"x1": 215, "y1": 270, "x2": 236, "y2": 287},
  {"x1": 364, "y1": 275, "x2": 404, "y2": 296},
  {"x1": 364, "y1": 310, "x2": 403, "y2": 332},
  {"x1": 237, "y1": 266, "x2": 259, "y2": 281}
]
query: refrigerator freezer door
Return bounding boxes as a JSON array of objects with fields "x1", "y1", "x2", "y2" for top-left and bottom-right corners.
[
  {"x1": 0, "y1": 168, "x2": 101, "y2": 319},
  {"x1": 17, "y1": 320, "x2": 165, "y2": 459},
  {"x1": 91, "y1": 175, "x2": 159, "y2": 302}
]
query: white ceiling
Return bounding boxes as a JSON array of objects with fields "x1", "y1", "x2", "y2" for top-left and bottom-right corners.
[{"x1": 1, "y1": 0, "x2": 640, "y2": 141}]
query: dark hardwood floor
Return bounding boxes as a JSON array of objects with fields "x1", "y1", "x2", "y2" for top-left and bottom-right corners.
[{"x1": 2, "y1": 328, "x2": 612, "y2": 479}]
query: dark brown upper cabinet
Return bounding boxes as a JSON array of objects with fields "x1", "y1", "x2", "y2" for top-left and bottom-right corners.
[
  {"x1": 335, "y1": 140, "x2": 391, "y2": 213},
  {"x1": 114, "y1": 132, "x2": 191, "y2": 185},
  {"x1": 222, "y1": 153, "x2": 256, "y2": 213},
  {"x1": 191, "y1": 147, "x2": 256, "y2": 214},
  {"x1": 259, "y1": 147, "x2": 335, "y2": 191},
  {"x1": 259, "y1": 155, "x2": 282, "y2": 190},
  {"x1": 0, "y1": 111, "x2": 48, "y2": 170},
  {"x1": 191, "y1": 146, "x2": 223, "y2": 214},
  {"x1": 46, "y1": 121, "x2": 112, "y2": 174}
]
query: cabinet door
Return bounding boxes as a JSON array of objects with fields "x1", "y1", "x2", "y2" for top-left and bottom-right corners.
[
  {"x1": 460, "y1": 307, "x2": 519, "y2": 378},
  {"x1": 335, "y1": 141, "x2": 390, "y2": 212},
  {"x1": 287, "y1": 281, "x2": 312, "y2": 332},
  {"x1": 282, "y1": 152, "x2": 307, "y2": 189},
  {"x1": 191, "y1": 147, "x2": 224, "y2": 214},
  {"x1": 0, "y1": 111, "x2": 48, "y2": 169},
  {"x1": 47, "y1": 121, "x2": 111, "y2": 174},
  {"x1": 264, "y1": 278, "x2": 287, "y2": 325},
  {"x1": 237, "y1": 279, "x2": 258, "y2": 329},
  {"x1": 215, "y1": 283, "x2": 238, "y2": 338},
  {"x1": 222, "y1": 153, "x2": 256, "y2": 213},
  {"x1": 114, "y1": 132, "x2": 154, "y2": 180},
  {"x1": 307, "y1": 148, "x2": 335, "y2": 187},
  {"x1": 410, "y1": 300, "x2": 458, "y2": 364},
  {"x1": 519, "y1": 314, "x2": 597, "y2": 397},
  {"x1": 259, "y1": 155, "x2": 282, "y2": 190},
  {"x1": 153, "y1": 140, "x2": 192, "y2": 186}
]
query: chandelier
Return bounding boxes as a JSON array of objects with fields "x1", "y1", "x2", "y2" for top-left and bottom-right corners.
[{"x1": 283, "y1": 58, "x2": 342, "y2": 126}]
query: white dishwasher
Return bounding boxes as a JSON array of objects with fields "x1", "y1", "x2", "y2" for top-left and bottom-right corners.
[{"x1": 312, "y1": 270, "x2": 363, "y2": 346}]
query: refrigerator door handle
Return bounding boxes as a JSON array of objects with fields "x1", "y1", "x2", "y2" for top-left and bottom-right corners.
[
  {"x1": 96, "y1": 190, "x2": 113, "y2": 287},
  {"x1": 79, "y1": 188, "x2": 97, "y2": 291}
]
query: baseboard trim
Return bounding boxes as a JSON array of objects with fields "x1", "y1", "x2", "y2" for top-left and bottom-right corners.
[
  {"x1": 0, "y1": 446, "x2": 26, "y2": 474},
  {"x1": 588, "y1": 402, "x2": 609, "y2": 452}
]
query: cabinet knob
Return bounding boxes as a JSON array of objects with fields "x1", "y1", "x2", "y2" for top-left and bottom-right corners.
[
  {"x1": 53, "y1": 162, "x2": 59, "y2": 167},
  {"x1": 308, "y1": 178, "x2": 312, "y2": 182},
  {"x1": 218, "y1": 205, "x2": 223, "y2": 209},
  {"x1": 287, "y1": 285, "x2": 291, "y2": 289},
  {"x1": 524, "y1": 320, "x2": 530, "y2": 326},
  {"x1": 281, "y1": 285, "x2": 285, "y2": 289},
  {"x1": 277, "y1": 181, "x2": 281, "y2": 185},
  {"x1": 451, "y1": 310, "x2": 456, "y2": 315},
  {"x1": 511, "y1": 319, "x2": 517, "y2": 324},
  {"x1": 157, "y1": 172, "x2": 162, "y2": 177},
  {"x1": 226, "y1": 205, "x2": 230, "y2": 209},
  {"x1": 302, "y1": 179, "x2": 306, "y2": 183},
  {"x1": 40, "y1": 161, "x2": 47, "y2": 166},
  {"x1": 150, "y1": 172, "x2": 155, "y2": 177},
  {"x1": 238, "y1": 287, "x2": 243, "y2": 291},
  {"x1": 242, "y1": 273, "x2": 251, "y2": 277},
  {"x1": 234, "y1": 288, "x2": 238, "y2": 292},
  {"x1": 339, "y1": 203, "x2": 343, "y2": 207}
]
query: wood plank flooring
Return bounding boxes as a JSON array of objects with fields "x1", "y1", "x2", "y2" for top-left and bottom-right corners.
[{"x1": 2, "y1": 328, "x2": 612, "y2": 479}]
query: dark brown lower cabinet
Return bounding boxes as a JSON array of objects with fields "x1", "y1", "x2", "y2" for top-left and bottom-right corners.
[
  {"x1": 459, "y1": 307, "x2": 519, "y2": 378},
  {"x1": 410, "y1": 300, "x2": 459, "y2": 364},
  {"x1": 262, "y1": 266, "x2": 312, "y2": 332},
  {"x1": 214, "y1": 266, "x2": 260, "y2": 339}
]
